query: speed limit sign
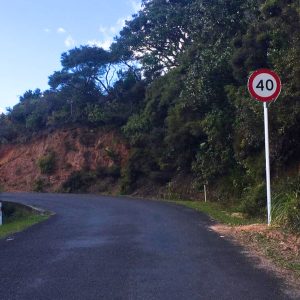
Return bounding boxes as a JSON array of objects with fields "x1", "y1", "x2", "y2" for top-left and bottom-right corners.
[
  {"x1": 247, "y1": 68, "x2": 282, "y2": 226},
  {"x1": 248, "y1": 69, "x2": 281, "y2": 102}
]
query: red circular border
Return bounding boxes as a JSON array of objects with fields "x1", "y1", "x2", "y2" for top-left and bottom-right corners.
[{"x1": 248, "y1": 68, "x2": 281, "y2": 102}]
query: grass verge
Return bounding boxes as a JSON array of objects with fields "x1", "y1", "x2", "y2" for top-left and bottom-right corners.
[
  {"x1": 170, "y1": 200, "x2": 259, "y2": 225},
  {"x1": 0, "y1": 211, "x2": 49, "y2": 239}
]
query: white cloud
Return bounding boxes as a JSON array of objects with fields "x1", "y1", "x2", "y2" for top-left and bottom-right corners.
[
  {"x1": 57, "y1": 27, "x2": 66, "y2": 34},
  {"x1": 65, "y1": 35, "x2": 76, "y2": 47},
  {"x1": 129, "y1": 0, "x2": 142, "y2": 12},
  {"x1": 44, "y1": 28, "x2": 51, "y2": 33},
  {"x1": 99, "y1": 16, "x2": 130, "y2": 36},
  {"x1": 87, "y1": 39, "x2": 112, "y2": 50},
  {"x1": 98, "y1": 25, "x2": 115, "y2": 36},
  {"x1": 94, "y1": 16, "x2": 131, "y2": 50},
  {"x1": 0, "y1": 107, "x2": 6, "y2": 114},
  {"x1": 116, "y1": 17, "x2": 128, "y2": 28},
  {"x1": 99, "y1": 26, "x2": 107, "y2": 35}
]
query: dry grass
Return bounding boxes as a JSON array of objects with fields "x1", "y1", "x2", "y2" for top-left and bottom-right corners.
[{"x1": 211, "y1": 223, "x2": 300, "y2": 298}]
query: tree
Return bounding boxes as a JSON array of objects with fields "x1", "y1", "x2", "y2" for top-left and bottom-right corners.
[
  {"x1": 49, "y1": 46, "x2": 116, "y2": 94},
  {"x1": 20, "y1": 89, "x2": 42, "y2": 102},
  {"x1": 115, "y1": 0, "x2": 192, "y2": 78},
  {"x1": 230, "y1": 0, "x2": 300, "y2": 173}
]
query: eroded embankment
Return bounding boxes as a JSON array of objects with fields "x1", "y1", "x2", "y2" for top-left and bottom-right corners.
[{"x1": 0, "y1": 127, "x2": 129, "y2": 192}]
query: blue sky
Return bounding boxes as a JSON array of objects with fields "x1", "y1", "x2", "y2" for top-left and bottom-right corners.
[{"x1": 0, "y1": 0, "x2": 141, "y2": 113}]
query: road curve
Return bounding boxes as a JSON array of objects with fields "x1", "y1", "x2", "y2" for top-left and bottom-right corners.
[{"x1": 0, "y1": 193, "x2": 291, "y2": 300}]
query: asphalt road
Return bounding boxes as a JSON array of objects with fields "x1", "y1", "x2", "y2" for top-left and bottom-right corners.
[{"x1": 0, "y1": 193, "x2": 292, "y2": 300}]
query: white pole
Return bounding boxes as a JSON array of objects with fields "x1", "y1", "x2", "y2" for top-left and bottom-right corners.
[
  {"x1": 204, "y1": 185, "x2": 207, "y2": 203},
  {"x1": 0, "y1": 202, "x2": 2, "y2": 226},
  {"x1": 264, "y1": 102, "x2": 272, "y2": 226}
]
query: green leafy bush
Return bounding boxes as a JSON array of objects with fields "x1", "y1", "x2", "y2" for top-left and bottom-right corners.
[
  {"x1": 120, "y1": 148, "x2": 157, "y2": 194},
  {"x1": 33, "y1": 178, "x2": 47, "y2": 192},
  {"x1": 273, "y1": 193, "x2": 300, "y2": 233},
  {"x1": 37, "y1": 152, "x2": 56, "y2": 175},
  {"x1": 62, "y1": 171, "x2": 96, "y2": 193},
  {"x1": 96, "y1": 165, "x2": 120, "y2": 179},
  {"x1": 240, "y1": 183, "x2": 267, "y2": 217},
  {"x1": 272, "y1": 177, "x2": 300, "y2": 232}
]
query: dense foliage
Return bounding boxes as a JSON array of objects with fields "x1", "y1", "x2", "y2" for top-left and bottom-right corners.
[{"x1": 1, "y1": 0, "x2": 299, "y2": 228}]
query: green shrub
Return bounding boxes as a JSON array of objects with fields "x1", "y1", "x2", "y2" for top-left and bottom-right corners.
[
  {"x1": 33, "y1": 178, "x2": 47, "y2": 192},
  {"x1": 149, "y1": 171, "x2": 172, "y2": 184},
  {"x1": 120, "y1": 164, "x2": 136, "y2": 194},
  {"x1": 273, "y1": 193, "x2": 300, "y2": 232},
  {"x1": 272, "y1": 177, "x2": 300, "y2": 232},
  {"x1": 38, "y1": 152, "x2": 56, "y2": 175},
  {"x1": 2, "y1": 202, "x2": 33, "y2": 223},
  {"x1": 62, "y1": 171, "x2": 96, "y2": 193},
  {"x1": 120, "y1": 148, "x2": 157, "y2": 194},
  {"x1": 240, "y1": 183, "x2": 267, "y2": 217},
  {"x1": 96, "y1": 165, "x2": 121, "y2": 179},
  {"x1": 94, "y1": 177, "x2": 115, "y2": 193},
  {"x1": 104, "y1": 147, "x2": 120, "y2": 164}
]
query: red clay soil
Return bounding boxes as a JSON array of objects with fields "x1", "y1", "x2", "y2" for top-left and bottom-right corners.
[{"x1": 0, "y1": 127, "x2": 129, "y2": 192}]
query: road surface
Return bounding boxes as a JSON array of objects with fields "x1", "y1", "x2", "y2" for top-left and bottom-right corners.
[{"x1": 0, "y1": 193, "x2": 291, "y2": 299}]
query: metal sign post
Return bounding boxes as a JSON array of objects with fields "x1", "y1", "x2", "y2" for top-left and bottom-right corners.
[
  {"x1": 248, "y1": 69, "x2": 281, "y2": 226},
  {"x1": 0, "y1": 202, "x2": 2, "y2": 226},
  {"x1": 263, "y1": 102, "x2": 271, "y2": 225}
]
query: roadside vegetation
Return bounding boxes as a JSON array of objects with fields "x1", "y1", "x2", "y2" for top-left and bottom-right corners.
[
  {"x1": 251, "y1": 230, "x2": 300, "y2": 277},
  {"x1": 172, "y1": 200, "x2": 257, "y2": 226},
  {"x1": 170, "y1": 197, "x2": 300, "y2": 284},
  {"x1": 37, "y1": 152, "x2": 56, "y2": 175},
  {"x1": 0, "y1": 0, "x2": 299, "y2": 232},
  {"x1": 0, "y1": 202, "x2": 49, "y2": 239}
]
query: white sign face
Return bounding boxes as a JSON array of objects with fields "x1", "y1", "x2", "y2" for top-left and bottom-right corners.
[
  {"x1": 252, "y1": 73, "x2": 278, "y2": 98},
  {"x1": 248, "y1": 69, "x2": 281, "y2": 102}
]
